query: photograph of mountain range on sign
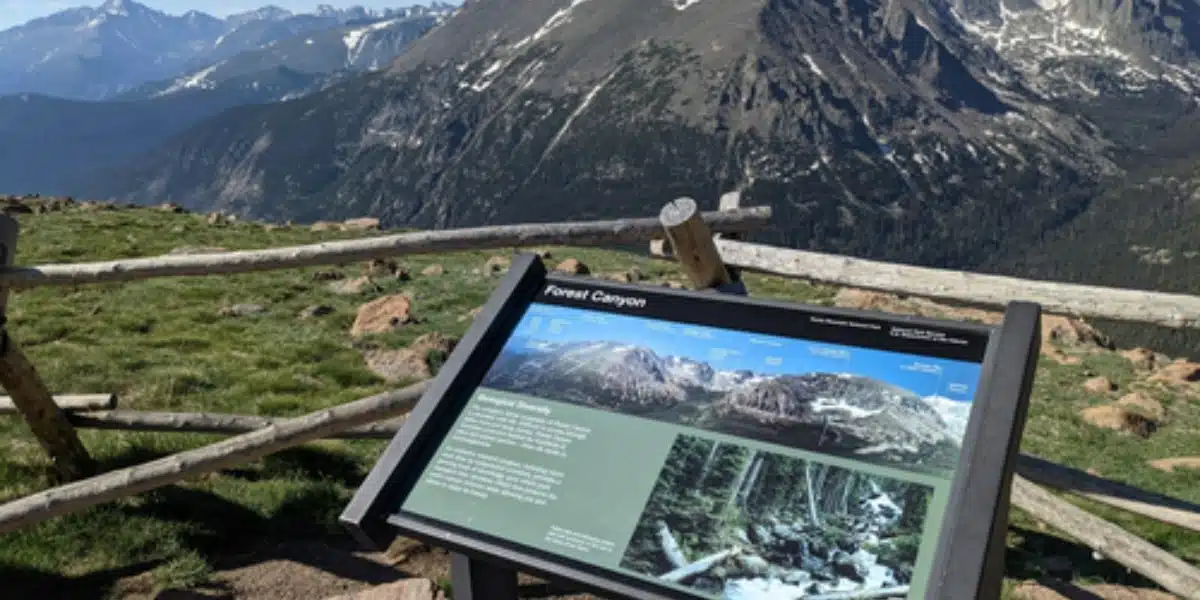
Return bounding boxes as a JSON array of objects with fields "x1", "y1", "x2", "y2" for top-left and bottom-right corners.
[
  {"x1": 619, "y1": 434, "x2": 932, "y2": 599},
  {"x1": 480, "y1": 304, "x2": 980, "y2": 475}
]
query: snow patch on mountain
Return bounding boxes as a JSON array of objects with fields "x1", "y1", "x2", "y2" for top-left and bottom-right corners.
[
  {"x1": 948, "y1": 2, "x2": 1200, "y2": 99},
  {"x1": 923, "y1": 395, "x2": 973, "y2": 439},
  {"x1": 343, "y1": 17, "x2": 402, "y2": 62},
  {"x1": 154, "y1": 62, "x2": 220, "y2": 96}
]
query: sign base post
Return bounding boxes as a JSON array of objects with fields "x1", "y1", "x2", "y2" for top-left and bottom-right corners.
[{"x1": 451, "y1": 552, "x2": 519, "y2": 600}]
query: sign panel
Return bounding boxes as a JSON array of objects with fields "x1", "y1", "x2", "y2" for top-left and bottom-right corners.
[{"x1": 341, "y1": 255, "x2": 1040, "y2": 600}]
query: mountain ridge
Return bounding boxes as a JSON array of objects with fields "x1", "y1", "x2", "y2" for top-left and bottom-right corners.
[{"x1": 0, "y1": 0, "x2": 459, "y2": 99}]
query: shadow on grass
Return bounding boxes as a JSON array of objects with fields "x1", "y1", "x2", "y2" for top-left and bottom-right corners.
[
  {"x1": 0, "y1": 442, "x2": 399, "y2": 599},
  {"x1": 1005, "y1": 526, "x2": 1160, "y2": 588},
  {"x1": 222, "y1": 446, "x2": 368, "y2": 488},
  {"x1": 0, "y1": 559, "x2": 165, "y2": 600}
]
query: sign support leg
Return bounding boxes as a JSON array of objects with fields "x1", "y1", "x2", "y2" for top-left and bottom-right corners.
[{"x1": 450, "y1": 552, "x2": 519, "y2": 600}]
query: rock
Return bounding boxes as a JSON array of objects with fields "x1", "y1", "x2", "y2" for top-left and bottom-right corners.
[
  {"x1": 1041, "y1": 314, "x2": 1112, "y2": 349},
  {"x1": 312, "y1": 270, "x2": 346, "y2": 282},
  {"x1": 831, "y1": 552, "x2": 867, "y2": 582},
  {"x1": 328, "y1": 276, "x2": 378, "y2": 296},
  {"x1": 1120, "y1": 347, "x2": 1161, "y2": 371},
  {"x1": 1148, "y1": 456, "x2": 1200, "y2": 472},
  {"x1": 736, "y1": 554, "x2": 770, "y2": 576},
  {"x1": 207, "y1": 212, "x2": 228, "y2": 225},
  {"x1": 219, "y1": 303, "x2": 266, "y2": 317},
  {"x1": 421, "y1": 264, "x2": 445, "y2": 277},
  {"x1": 167, "y1": 246, "x2": 227, "y2": 256},
  {"x1": 342, "y1": 217, "x2": 381, "y2": 232},
  {"x1": 158, "y1": 202, "x2": 186, "y2": 213},
  {"x1": 627, "y1": 265, "x2": 644, "y2": 282},
  {"x1": 351, "y1": 294, "x2": 413, "y2": 337},
  {"x1": 365, "y1": 258, "x2": 400, "y2": 277},
  {"x1": 1116, "y1": 392, "x2": 1165, "y2": 421},
  {"x1": 1083, "y1": 376, "x2": 1116, "y2": 394},
  {"x1": 299, "y1": 305, "x2": 334, "y2": 319},
  {"x1": 322, "y1": 578, "x2": 440, "y2": 600},
  {"x1": 1078, "y1": 405, "x2": 1156, "y2": 437},
  {"x1": 310, "y1": 221, "x2": 339, "y2": 232},
  {"x1": 1149, "y1": 359, "x2": 1200, "y2": 387},
  {"x1": 484, "y1": 255, "x2": 510, "y2": 275},
  {"x1": 554, "y1": 258, "x2": 590, "y2": 275},
  {"x1": 362, "y1": 333, "x2": 458, "y2": 382}
]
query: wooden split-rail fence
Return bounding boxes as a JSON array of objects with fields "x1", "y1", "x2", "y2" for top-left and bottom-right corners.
[{"x1": 0, "y1": 199, "x2": 1197, "y2": 598}]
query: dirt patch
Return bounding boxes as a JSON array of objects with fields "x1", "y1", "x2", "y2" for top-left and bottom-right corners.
[{"x1": 115, "y1": 541, "x2": 404, "y2": 600}]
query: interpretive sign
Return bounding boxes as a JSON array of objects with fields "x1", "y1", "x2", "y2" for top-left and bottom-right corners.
[{"x1": 341, "y1": 254, "x2": 1041, "y2": 600}]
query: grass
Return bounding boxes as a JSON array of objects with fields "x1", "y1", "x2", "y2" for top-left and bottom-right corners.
[{"x1": 0, "y1": 207, "x2": 1196, "y2": 598}]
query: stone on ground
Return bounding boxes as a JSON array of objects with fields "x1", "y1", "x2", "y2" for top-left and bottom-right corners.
[
  {"x1": 1149, "y1": 360, "x2": 1200, "y2": 387},
  {"x1": 351, "y1": 295, "x2": 413, "y2": 337},
  {"x1": 421, "y1": 263, "x2": 445, "y2": 276},
  {"x1": 554, "y1": 258, "x2": 590, "y2": 274},
  {"x1": 484, "y1": 255, "x2": 511, "y2": 275},
  {"x1": 329, "y1": 276, "x2": 379, "y2": 296},
  {"x1": 1148, "y1": 456, "x2": 1200, "y2": 472},
  {"x1": 323, "y1": 578, "x2": 441, "y2": 600},
  {"x1": 342, "y1": 217, "x2": 381, "y2": 232},
  {"x1": 1083, "y1": 376, "x2": 1116, "y2": 394},
  {"x1": 362, "y1": 333, "x2": 458, "y2": 382},
  {"x1": 1078, "y1": 405, "x2": 1156, "y2": 437},
  {"x1": 219, "y1": 303, "x2": 266, "y2": 317},
  {"x1": 1115, "y1": 392, "x2": 1165, "y2": 421}
]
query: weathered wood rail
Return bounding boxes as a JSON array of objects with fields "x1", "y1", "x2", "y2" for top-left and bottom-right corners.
[
  {"x1": 0, "y1": 207, "x2": 769, "y2": 289},
  {"x1": 705, "y1": 239, "x2": 1200, "y2": 329},
  {"x1": 0, "y1": 199, "x2": 1197, "y2": 598}
]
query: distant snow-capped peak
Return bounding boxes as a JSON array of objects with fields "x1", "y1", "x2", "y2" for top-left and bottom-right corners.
[{"x1": 922, "y1": 395, "x2": 973, "y2": 440}]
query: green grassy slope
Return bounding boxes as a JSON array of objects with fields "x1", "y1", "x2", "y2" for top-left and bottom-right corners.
[{"x1": 0, "y1": 205, "x2": 1196, "y2": 598}]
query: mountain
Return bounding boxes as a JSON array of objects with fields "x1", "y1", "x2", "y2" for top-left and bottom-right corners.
[
  {"x1": 0, "y1": 0, "x2": 457, "y2": 100},
  {"x1": 715, "y1": 373, "x2": 960, "y2": 468},
  {"x1": 481, "y1": 338, "x2": 964, "y2": 472},
  {"x1": 921, "y1": 395, "x2": 973, "y2": 439},
  {"x1": 118, "y1": 10, "x2": 453, "y2": 102},
  {"x1": 85, "y1": 0, "x2": 1200, "y2": 271},
  {"x1": 484, "y1": 340, "x2": 691, "y2": 409},
  {"x1": 0, "y1": 4, "x2": 453, "y2": 196}
]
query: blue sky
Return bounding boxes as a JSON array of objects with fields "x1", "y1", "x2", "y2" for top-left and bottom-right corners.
[
  {"x1": 506, "y1": 303, "x2": 983, "y2": 402},
  {"x1": 0, "y1": 1, "x2": 424, "y2": 29}
]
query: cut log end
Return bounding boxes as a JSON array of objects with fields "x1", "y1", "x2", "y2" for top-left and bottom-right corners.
[{"x1": 659, "y1": 197, "x2": 698, "y2": 229}]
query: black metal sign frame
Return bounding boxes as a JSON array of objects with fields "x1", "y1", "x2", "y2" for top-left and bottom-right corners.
[{"x1": 340, "y1": 253, "x2": 1041, "y2": 600}]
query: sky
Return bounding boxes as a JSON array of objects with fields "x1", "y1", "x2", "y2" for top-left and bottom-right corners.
[
  {"x1": 503, "y1": 303, "x2": 983, "y2": 402},
  {"x1": 0, "y1": 1, "x2": 422, "y2": 29}
]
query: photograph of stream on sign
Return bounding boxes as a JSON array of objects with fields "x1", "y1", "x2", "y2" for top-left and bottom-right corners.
[{"x1": 388, "y1": 277, "x2": 995, "y2": 600}]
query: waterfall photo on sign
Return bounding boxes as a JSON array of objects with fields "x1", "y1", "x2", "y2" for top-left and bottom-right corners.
[{"x1": 619, "y1": 435, "x2": 933, "y2": 599}]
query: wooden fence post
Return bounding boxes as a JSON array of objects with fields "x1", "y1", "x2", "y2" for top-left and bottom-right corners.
[
  {"x1": 0, "y1": 214, "x2": 95, "y2": 481},
  {"x1": 659, "y1": 197, "x2": 745, "y2": 295}
]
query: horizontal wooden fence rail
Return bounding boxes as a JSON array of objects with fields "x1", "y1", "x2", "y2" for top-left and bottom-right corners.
[
  {"x1": 0, "y1": 394, "x2": 116, "y2": 415},
  {"x1": 1016, "y1": 454, "x2": 1200, "y2": 533},
  {"x1": 0, "y1": 207, "x2": 770, "y2": 290},
  {"x1": 0, "y1": 380, "x2": 429, "y2": 534},
  {"x1": 63, "y1": 410, "x2": 403, "y2": 439},
  {"x1": 3, "y1": 404, "x2": 1196, "y2": 533},
  {"x1": 709, "y1": 239, "x2": 1200, "y2": 329}
]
